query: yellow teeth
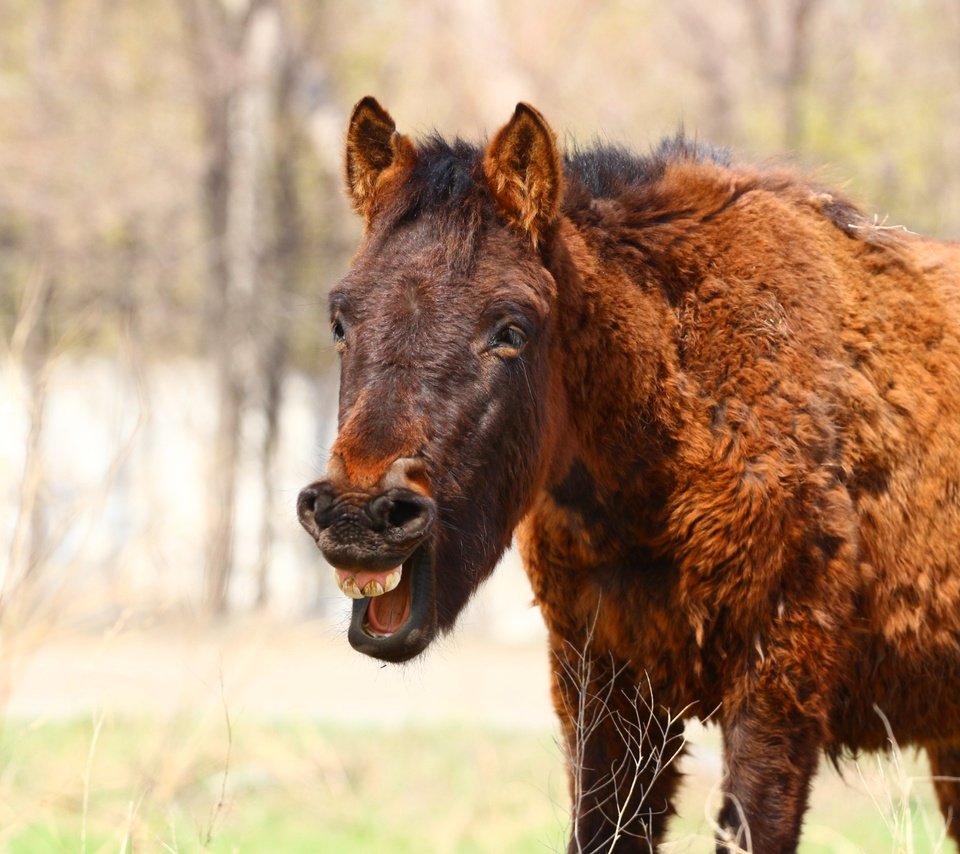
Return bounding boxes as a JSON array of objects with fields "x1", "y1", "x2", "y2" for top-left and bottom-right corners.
[
  {"x1": 335, "y1": 568, "x2": 402, "y2": 599},
  {"x1": 339, "y1": 575, "x2": 364, "y2": 600},
  {"x1": 362, "y1": 580, "x2": 385, "y2": 597}
]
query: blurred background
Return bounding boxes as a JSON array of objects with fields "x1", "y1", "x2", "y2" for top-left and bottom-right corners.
[{"x1": 2, "y1": 0, "x2": 959, "y2": 851}]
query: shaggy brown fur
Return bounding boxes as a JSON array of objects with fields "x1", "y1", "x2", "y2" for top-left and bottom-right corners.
[{"x1": 297, "y1": 97, "x2": 960, "y2": 852}]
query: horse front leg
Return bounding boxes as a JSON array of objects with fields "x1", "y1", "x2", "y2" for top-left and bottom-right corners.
[
  {"x1": 714, "y1": 615, "x2": 837, "y2": 853},
  {"x1": 551, "y1": 638, "x2": 687, "y2": 853},
  {"x1": 712, "y1": 520, "x2": 858, "y2": 854},
  {"x1": 716, "y1": 699, "x2": 822, "y2": 854},
  {"x1": 927, "y1": 742, "x2": 960, "y2": 846}
]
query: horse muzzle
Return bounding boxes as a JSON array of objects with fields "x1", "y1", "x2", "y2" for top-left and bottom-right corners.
[{"x1": 297, "y1": 456, "x2": 439, "y2": 662}]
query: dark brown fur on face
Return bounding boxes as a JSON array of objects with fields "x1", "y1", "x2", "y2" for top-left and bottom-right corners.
[{"x1": 297, "y1": 98, "x2": 960, "y2": 852}]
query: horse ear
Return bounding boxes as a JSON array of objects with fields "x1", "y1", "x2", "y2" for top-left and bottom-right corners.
[
  {"x1": 483, "y1": 103, "x2": 563, "y2": 247},
  {"x1": 345, "y1": 96, "x2": 415, "y2": 221}
]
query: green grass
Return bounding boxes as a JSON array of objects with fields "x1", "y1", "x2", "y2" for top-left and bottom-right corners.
[
  {"x1": 0, "y1": 715, "x2": 568, "y2": 853},
  {"x1": 0, "y1": 715, "x2": 949, "y2": 852}
]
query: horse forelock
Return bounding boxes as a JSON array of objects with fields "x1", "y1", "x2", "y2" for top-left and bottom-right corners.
[{"x1": 371, "y1": 135, "x2": 490, "y2": 274}]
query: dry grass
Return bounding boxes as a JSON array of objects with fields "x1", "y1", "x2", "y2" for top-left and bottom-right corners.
[{"x1": 556, "y1": 613, "x2": 692, "y2": 853}]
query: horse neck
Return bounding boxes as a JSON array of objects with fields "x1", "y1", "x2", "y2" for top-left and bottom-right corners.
[{"x1": 541, "y1": 219, "x2": 686, "y2": 508}]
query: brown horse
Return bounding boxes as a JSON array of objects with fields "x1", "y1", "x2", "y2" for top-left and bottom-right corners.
[{"x1": 297, "y1": 97, "x2": 960, "y2": 852}]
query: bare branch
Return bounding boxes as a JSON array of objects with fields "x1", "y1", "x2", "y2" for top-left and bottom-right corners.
[{"x1": 555, "y1": 609, "x2": 689, "y2": 852}]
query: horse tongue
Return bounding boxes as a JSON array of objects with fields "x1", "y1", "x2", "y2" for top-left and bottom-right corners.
[{"x1": 367, "y1": 569, "x2": 412, "y2": 635}]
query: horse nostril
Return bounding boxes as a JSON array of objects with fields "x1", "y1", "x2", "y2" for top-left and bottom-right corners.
[
  {"x1": 297, "y1": 487, "x2": 318, "y2": 523},
  {"x1": 387, "y1": 499, "x2": 423, "y2": 529},
  {"x1": 367, "y1": 490, "x2": 434, "y2": 539},
  {"x1": 297, "y1": 484, "x2": 335, "y2": 536}
]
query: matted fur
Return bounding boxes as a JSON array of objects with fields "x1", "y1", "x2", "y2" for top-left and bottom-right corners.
[{"x1": 303, "y1": 98, "x2": 960, "y2": 853}]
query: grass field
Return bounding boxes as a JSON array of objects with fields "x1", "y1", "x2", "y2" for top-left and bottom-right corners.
[
  {"x1": 0, "y1": 713, "x2": 949, "y2": 853},
  {"x1": 0, "y1": 609, "x2": 948, "y2": 853},
  {"x1": 0, "y1": 717, "x2": 567, "y2": 853}
]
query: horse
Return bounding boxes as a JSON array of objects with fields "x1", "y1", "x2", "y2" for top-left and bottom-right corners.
[{"x1": 296, "y1": 96, "x2": 960, "y2": 852}]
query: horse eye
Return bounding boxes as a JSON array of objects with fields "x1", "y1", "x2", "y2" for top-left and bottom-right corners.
[
  {"x1": 332, "y1": 318, "x2": 346, "y2": 348},
  {"x1": 491, "y1": 324, "x2": 526, "y2": 353}
]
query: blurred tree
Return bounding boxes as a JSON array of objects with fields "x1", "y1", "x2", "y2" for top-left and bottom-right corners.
[
  {"x1": 3, "y1": 0, "x2": 960, "y2": 616},
  {"x1": 675, "y1": 0, "x2": 737, "y2": 144},
  {"x1": 254, "y1": 6, "x2": 332, "y2": 607},
  {"x1": 177, "y1": 0, "x2": 334, "y2": 611},
  {"x1": 6, "y1": 0, "x2": 63, "y2": 598},
  {"x1": 178, "y1": 0, "x2": 286, "y2": 613},
  {"x1": 744, "y1": 0, "x2": 821, "y2": 151}
]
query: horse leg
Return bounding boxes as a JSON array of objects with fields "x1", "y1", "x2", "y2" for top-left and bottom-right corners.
[
  {"x1": 551, "y1": 640, "x2": 686, "y2": 853},
  {"x1": 716, "y1": 700, "x2": 822, "y2": 854},
  {"x1": 714, "y1": 608, "x2": 838, "y2": 853},
  {"x1": 927, "y1": 743, "x2": 960, "y2": 846}
]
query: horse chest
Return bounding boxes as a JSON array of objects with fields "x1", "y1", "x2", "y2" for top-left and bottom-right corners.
[{"x1": 518, "y1": 507, "x2": 711, "y2": 707}]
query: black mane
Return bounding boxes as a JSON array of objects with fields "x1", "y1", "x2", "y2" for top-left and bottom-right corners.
[
  {"x1": 564, "y1": 135, "x2": 732, "y2": 199},
  {"x1": 379, "y1": 131, "x2": 734, "y2": 268},
  {"x1": 401, "y1": 131, "x2": 733, "y2": 211}
]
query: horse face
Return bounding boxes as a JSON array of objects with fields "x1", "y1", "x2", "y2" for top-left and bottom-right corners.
[{"x1": 297, "y1": 99, "x2": 563, "y2": 662}]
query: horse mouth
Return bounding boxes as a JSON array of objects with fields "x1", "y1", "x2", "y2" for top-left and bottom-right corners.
[{"x1": 346, "y1": 544, "x2": 436, "y2": 662}]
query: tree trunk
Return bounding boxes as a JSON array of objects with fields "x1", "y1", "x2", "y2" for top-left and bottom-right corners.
[
  {"x1": 5, "y1": 0, "x2": 63, "y2": 603},
  {"x1": 7, "y1": 266, "x2": 54, "y2": 598},
  {"x1": 781, "y1": 0, "x2": 818, "y2": 152},
  {"x1": 180, "y1": 0, "x2": 283, "y2": 614},
  {"x1": 255, "y1": 51, "x2": 302, "y2": 607},
  {"x1": 743, "y1": 0, "x2": 820, "y2": 151},
  {"x1": 677, "y1": 2, "x2": 735, "y2": 144}
]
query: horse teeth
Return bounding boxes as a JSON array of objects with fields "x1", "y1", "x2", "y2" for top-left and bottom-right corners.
[
  {"x1": 340, "y1": 576, "x2": 364, "y2": 599},
  {"x1": 362, "y1": 580, "x2": 385, "y2": 597},
  {"x1": 384, "y1": 570, "x2": 401, "y2": 593}
]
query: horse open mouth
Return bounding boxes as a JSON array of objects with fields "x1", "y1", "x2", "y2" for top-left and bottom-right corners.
[{"x1": 343, "y1": 544, "x2": 436, "y2": 663}]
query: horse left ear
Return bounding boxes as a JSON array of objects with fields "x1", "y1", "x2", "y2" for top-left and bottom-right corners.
[
  {"x1": 483, "y1": 103, "x2": 563, "y2": 247},
  {"x1": 345, "y1": 96, "x2": 416, "y2": 222}
]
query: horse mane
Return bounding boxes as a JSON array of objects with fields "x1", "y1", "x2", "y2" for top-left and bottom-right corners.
[
  {"x1": 563, "y1": 134, "x2": 732, "y2": 199},
  {"x1": 560, "y1": 135, "x2": 894, "y2": 253},
  {"x1": 377, "y1": 129, "x2": 886, "y2": 269},
  {"x1": 399, "y1": 131, "x2": 733, "y2": 211}
]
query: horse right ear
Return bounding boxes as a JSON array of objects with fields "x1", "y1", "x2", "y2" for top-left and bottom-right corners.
[
  {"x1": 483, "y1": 103, "x2": 563, "y2": 248},
  {"x1": 345, "y1": 96, "x2": 415, "y2": 222}
]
